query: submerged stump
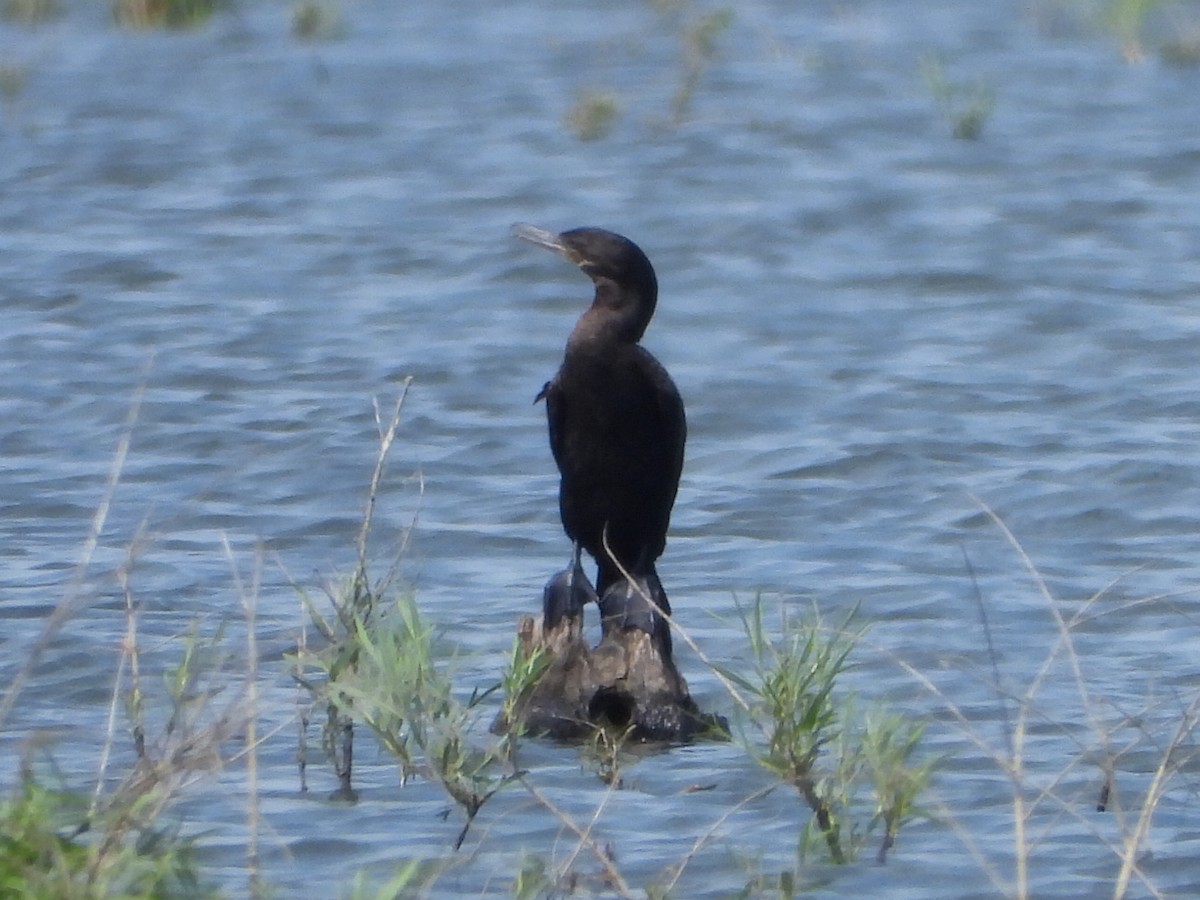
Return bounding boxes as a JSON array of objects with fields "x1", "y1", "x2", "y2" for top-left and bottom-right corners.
[{"x1": 495, "y1": 602, "x2": 727, "y2": 743}]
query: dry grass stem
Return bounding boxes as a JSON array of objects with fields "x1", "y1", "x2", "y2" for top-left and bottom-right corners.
[
  {"x1": 354, "y1": 380, "x2": 414, "y2": 599},
  {"x1": 0, "y1": 367, "x2": 149, "y2": 730},
  {"x1": 660, "y1": 782, "x2": 779, "y2": 893},
  {"x1": 223, "y1": 535, "x2": 264, "y2": 897},
  {"x1": 885, "y1": 497, "x2": 1200, "y2": 899},
  {"x1": 519, "y1": 775, "x2": 633, "y2": 898}
]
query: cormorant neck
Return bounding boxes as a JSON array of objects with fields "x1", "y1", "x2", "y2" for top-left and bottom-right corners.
[{"x1": 570, "y1": 276, "x2": 655, "y2": 346}]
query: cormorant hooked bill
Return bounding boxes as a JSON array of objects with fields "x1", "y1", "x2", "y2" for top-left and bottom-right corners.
[{"x1": 513, "y1": 224, "x2": 686, "y2": 652}]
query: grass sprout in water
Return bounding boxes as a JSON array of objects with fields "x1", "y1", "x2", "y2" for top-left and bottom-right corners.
[
  {"x1": 1104, "y1": 0, "x2": 1167, "y2": 61},
  {"x1": 566, "y1": 89, "x2": 620, "y2": 141},
  {"x1": 300, "y1": 591, "x2": 521, "y2": 849},
  {"x1": 3, "y1": 0, "x2": 58, "y2": 24},
  {"x1": 562, "y1": 0, "x2": 732, "y2": 138},
  {"x1": 292, "y1": 0, "x2": 341, "y2": 40},
  {"x1": 113, "y1": 0, "x2": 224, "y2": 29},
  {"x1": 290, "y1": 383, "x2": 416, "y2": 800},
  {"x1": 920, "y1": 54, "x2": 995, "y2": 139},
  {"x1": 0, "y1": 61, "x2": 28, "y2": 108},
  {"x1": 291, "y1": 379, "x2": 527, "y2": 849},
  {"x1": 719, "y1": 599, "x2": 934, "y2": 866},
  {"x1": 669, "y1": 5, "x2": 733, "y2": 124}
]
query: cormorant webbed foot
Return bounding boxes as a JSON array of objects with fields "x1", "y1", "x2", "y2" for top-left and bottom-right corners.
[
  {"x1": 541, "y1": 543, "x2": 598, "y2": 631},
  {"x1": 599, "y1": 570, "x2": 672, "y2": 656}
]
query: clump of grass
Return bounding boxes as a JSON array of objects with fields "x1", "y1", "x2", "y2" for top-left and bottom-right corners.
[
  {"x1": 341, "y1": 859, "x2": 450, "y2": 899},
  {"x1": 305, "y1": 591, "x2": 520, "y2": 848},
  {"x1": 743, "y1": 603, "x2": 859, "y2": 863},
  {"x1": 113, "y1": 0, "x2": 225, "y2": 30},
  {"x1": 583, "y1": 722, "x2": 635, "y2": 788},
  {"x1": 860, "y1": 707, "x2": 932, "y2": 863},
  {"x1": 723, "y1": 600, "x2": 933, "y2": 866},
  {"x1": 1035, "y1": 0, "x2": 1200, "y2": 63},
  {"x1": 559, "y1": 1, "x2": 731, "y2": 138},
  {"x1": 511, "y1": 854, "x2": 555, "y2": 900},
  {"x1": 0, "y1": 61, "x2": 28, "y2": 109},
  {"x1": 496, "y1": 630, "x2": 552, "y2": 746},
  {"x1": 293, "y1": 380, "x2": 528, "y2": 849},
  {"x1": 1104, "y1": 0, "x2": 1166, "y2": 61},
  {"x1": 0, "y1": 776, "x2": 215, "y2": 899},
  {"x1": 292, "y1": 0, "x2": 341, "y2": 40},
  {"x1": 0, "y1": 442, "x2": 235, "y2": 898},
  {"x1": 1155, "y1": 5, "x2": 1200, "y2": 64},
  {"x1": 82, "y1": 539, "x2": 250, "y2": 898},
  {"x1": 291, "y1": 386, "x2": 414, "y2": 800},
  {"x1": 566, "y1": 89, "x2": 620, "y2": 141},
  {"x1": 1159, "y1": 26, "x2": 1200, "y2": 64},
  {"x1": 670, "y1": 6, "x2": 733, "y2": 124},
  {"x1": 920, "y1": 55, "x2": 994, "y2": 140},
  {"x1": 3, "y1": 0, "x2": 58, "y2": 24}
]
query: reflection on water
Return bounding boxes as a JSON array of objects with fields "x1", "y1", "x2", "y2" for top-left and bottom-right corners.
[{"x1": 3, "y1": 0, "x2": 1200, "y2": 895}]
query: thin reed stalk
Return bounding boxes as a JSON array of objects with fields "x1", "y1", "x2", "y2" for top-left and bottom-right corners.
[
  {"x1": 224, "y1": 536, "x2": 263, "y2": 898},
  {"x1": 0, "y1": 368, "x2": 148, "y2": 731}
]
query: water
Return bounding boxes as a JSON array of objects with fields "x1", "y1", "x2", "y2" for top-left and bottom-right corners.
[{"x1": 3, "y1": 0, "x2": 1200, "y2": 895}]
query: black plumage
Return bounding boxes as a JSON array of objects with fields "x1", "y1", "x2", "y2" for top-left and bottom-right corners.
[{"x1": 514, "y1": 224, "x2": 685, "y2": 649}]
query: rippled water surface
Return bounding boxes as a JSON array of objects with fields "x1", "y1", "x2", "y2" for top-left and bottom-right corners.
[{"x1": 4, "y1": 1, "x2": 1200, "y2": 896}]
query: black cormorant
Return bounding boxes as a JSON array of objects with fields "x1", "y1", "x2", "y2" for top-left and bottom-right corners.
[{"x1": 513, "y1": 224, "x2": 685, "y2": 652}]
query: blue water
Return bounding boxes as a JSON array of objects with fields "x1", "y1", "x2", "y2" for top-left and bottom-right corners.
[{"x1": 3, "y1": 1, "x2": 1200, "y2": 896}]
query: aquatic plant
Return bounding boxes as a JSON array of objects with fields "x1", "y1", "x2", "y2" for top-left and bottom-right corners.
[
  {"x1": 1131, "y1": 1, "x2": 1200, "y2": 64},
  {"x1": 292, "y1": 380, "x2": 529, "y2": 849},
  {"x1": 920, "y1": 55, "x2": 995, "y2": 140},
  {"x1": 113, "y1": 0, "x2": 225, "y2": 30},
  {"x1": 1104, "y1": 0, "x2": 1167, "y2": 61},
  {"x1": 510, "y1": 854, "x2": 555, "y2": 900},
  {"x1": 290, "y1": 384, "x2": 415, "y2": 800},
  {"x1": 670, "y1": 6, "x2": 733, "y2": 124},
  {"x1": 292, "y1": 0, "x2": 341, "y2": 40},
  {"x1": 340, "y1": 859, "x2": 449, "y2": 899},
  {"x1": 742, "y1": 602, "x2": 860, "y2": 863},
  {"x1": 583, "y1": 720, "x2": 636, "y2": 788},
  {"x1": 860, "y1": 707, "x2": 934, "y2": 863},
  {"x1": 497, "y1": 629, "x2": 552, "y2": 746},
  {"x1": 2, "y1": 0, "x2": 58, "y2": 24},
  {"x1": 306, "y1": 591, "x2": 519, "y2": 848},
  {"x1": 0, "y1": 779, "x2": 216, "y2": 899},
  {"x1": 1159, "y1": 24, "x2": 1200, "y2": 63},
  {"x1": 565, "y1": 89, "x2": 620, "y2": 141},
  {"x1": 1034, "y1": 0, "x2": 1200, "y2": 64},
  {"x1": 720, "y1": 600, "x2": 934, "y2": 866},
  {"x1": 0, "y1": 60, "x2": 27, "y2": 110},
  {"x1": 560, "y1": 0, "x2": 732, "y2": 139}
]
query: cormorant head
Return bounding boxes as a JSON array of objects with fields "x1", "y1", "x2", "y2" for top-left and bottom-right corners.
[{"x1": 513, "y1": 223, "x2": 658, "y2": 343}]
